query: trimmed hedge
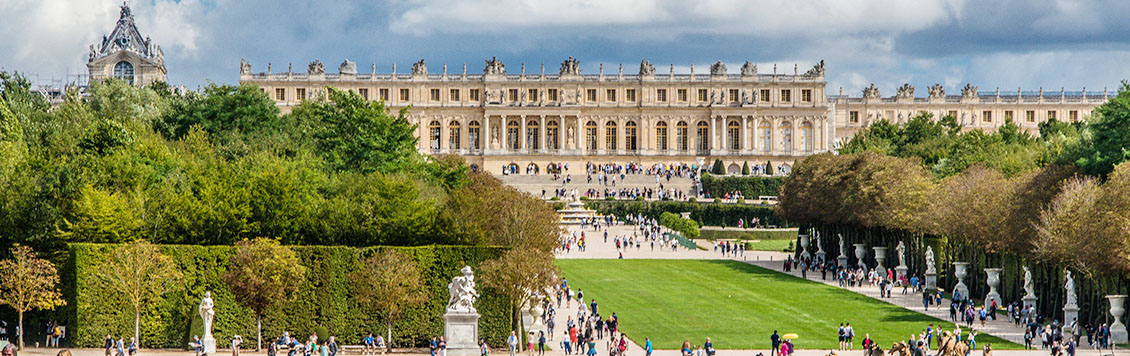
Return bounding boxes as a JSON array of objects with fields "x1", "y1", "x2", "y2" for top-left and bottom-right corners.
[
  {"x1": 583, "y1": 200, "x2": 793, "y2": 228},
  {"x1": 659, "y1": 212, "x2": 700, "y2": 240},
  {"x1": 62, "y1": 244, "x2": 511, "y2": 349},
  {"x1": 701, "y1": 174, "x2": 784, "y2": 198},
  {"x1": 701, "y1": 229, "x2": 797, "y2": 241}
]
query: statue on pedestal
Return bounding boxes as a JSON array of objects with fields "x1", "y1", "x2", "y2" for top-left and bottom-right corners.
[
  {"x1": 1065, "y1": 269, "x2": 1077, "y2": 306},
  {"x1": 447, "y1": 266, "x2": 480, "y2": 313},
  {"x1": 1023, "y1": 266, "x2": 1035, "y2": 298},
  {"x1": 895, "y1": 241, "x2": 906, "y2": 267},
  {"x1": 444, "y1": 266, "x2": 482, "y2": 356},
  {"x1": 199, "y1": 291, "x2": 217, "y2": 354},
  {"x1": 924, "y1": 247, "x2": 936, "y2": 274}
]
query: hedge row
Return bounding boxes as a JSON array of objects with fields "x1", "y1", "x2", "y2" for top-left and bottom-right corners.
[
  {"x1": 583, "y1": 200, "x2": 793, "y2": 228},
  {"x1": 62, "y1": 244, "x2": 511, "y2": 349},
  {"x1": 701, "y1": 229, "x2": 797, "y2": 241},
  {"x1": 658, "y1": 212, "x2": 700, "y2": 240},
  {"x1": 701, "y1": 174, "x2": 785, "y2": 198}
]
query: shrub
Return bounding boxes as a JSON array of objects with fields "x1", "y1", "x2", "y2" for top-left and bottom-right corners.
[
  {"x1": 701, "y1": 174, "x2": 784, "y2": 197},
  {"x1": 583, "y1": 200, "x2": 791, "y2": 228}
]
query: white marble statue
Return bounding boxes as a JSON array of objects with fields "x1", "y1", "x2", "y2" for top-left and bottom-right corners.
[
  {"x1": 895, "y1": 241, "x2": 906, "y2": 267},
  {"x1": 1065, "y1": 269, "x2": 1077, "y2": 306},
  {"x1": 837, "y1": 234, "x2": 845, "y2": 255},
  {"x1": 815, "y1": 231, "x2": 822, "y2": 251},
  {"x1": 1023, "y1": 266, "x2": 1035, "y2": 297},
  {"x1": 199, "y1": 291, "x2": 215, "y2": 339},
  {"x1": 447, "y1": 266, "x2": 480, "y2": 314},
  {"x1": 924, "y1": 247, "x2": 936, "y2": 274}
]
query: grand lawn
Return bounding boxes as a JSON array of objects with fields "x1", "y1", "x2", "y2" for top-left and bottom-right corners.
[{"x1": 556, "y1": 259, "x2": 1019, "y2": 350}]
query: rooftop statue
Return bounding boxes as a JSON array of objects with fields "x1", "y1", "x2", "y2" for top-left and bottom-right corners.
[
  {"x1": 741, "y1": 61, "x2": 758, "y2": 76},
  {"x1": 862, "y1": 83, "x2": 881, "y2": 99},
  {"x1": 896, "y1": 83, "x2": 914, "y2": 98},
  {"x1": 639, "y1": 59, "x2": 655, "y2": 76},
  {"x1": 412, "y1": 59, "x2": 428, "y2": 76},
  {"x1": 928, "y1": 83, "x2": 945, "y2": 98},
  {"x1": 308, "y1": 59, "x2": 325, "y2": 75},
  {"x1": 710, "y1": 61, "x2": 727, "y2": 76},
  {"x1": 484, "y1": 57, "x2": 505, "y2": 75}
]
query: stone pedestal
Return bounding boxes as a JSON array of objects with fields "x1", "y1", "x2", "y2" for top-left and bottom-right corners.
[
  {"x1": 1022, "y1": 295, "x2": 1037, "y2": 311},
  {"x1": 445, "y1": 312, "x2": 482, "y2": 356},
  {"x1": 1064, "y1": 304, "x2": 1079, "y2": 328},
  {"x1": 799, "y1": 234, "x2": 811, "y2": 260},
  {"x1": 873, "y1": 247, "x2": 888, "y2": 270},
  {"x1": 837, "y1": 254, "x2": 849, "y2": 269},
  {"x1": 895, "y1": 266, "x2": 908, "y2": 280},
  {"x1": 984, "y1": 268, "x2": 1002, "y2": 308},
  {"x1": 853, "y1": 243, "x2": 867, "y2": 270},
  {"x1": 203, "y1": 336, "x2": 217, "y2": 355},
  {"x1": 925, "y1": 273, "x2": 937, "y2": 291},
  {"x1": 1107, "y1": 295, "x2": 1128, "y2": 343},
  {"x1": 527, "y1": 303, "x2": 546, "y2": 334},
  {"x1": 816, "y1": 250, "x2": 827, "y2": 265},
  {"x1": 952, "y1": 262, "x2": 969, "y2": 300}
]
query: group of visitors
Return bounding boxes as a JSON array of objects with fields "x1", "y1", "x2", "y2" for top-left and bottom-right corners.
[
  {"x1": 262, "y1": 332, "x2": 345, "y2": 356},
  {"x1": 102, "y1": 335, "x2": 137, "y2": 356},
  {"x1": 713, "y1": 240, "x2": 744, "y2": 258}
]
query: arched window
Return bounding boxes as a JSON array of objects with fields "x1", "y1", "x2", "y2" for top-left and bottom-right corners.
[
  {"x1": 605, "y1": 120, "x2": 618, "y2": 151},
  {"x1": 526, "y1": 119, "x2": 540, "y2": 150},
  {"x1": 727, "y1": 120, "x2": 741, "y2": 150},
  {"x1": 656, "y1": 122, "x2": 669, "y2": 151},
  {"x1": 448, "y1": 120, "x2": 461, "y2": 150},
  {"x1": 625, "y1": 121, "x2": 638, "y2": 151},
  {"x1": 801, "y1": 121, "x2": 814, "y2": 152},
  {"x1": 546, "y1": 120, "x2": 560, "y2": 150},
  {"x1": 758, "y1": 121, "x2": 772, "y2": 153},
  {"x1": 781, "y1": 121, "x2": 794, "y2": 153},
  {"x1": 696, "y1": 121, "x2": 709, "y2": 151},
  {"x1": 676, "y1": 121, "x2": 689, "y2": 151},
  {"x1": 429, "y1": 121, "x2": 441, "y2": 151},
  {"x1": 468, "y1": 120, "x2": 481, "y2": 150},
  {"x1": 585, "y1": 121, "x2": 598, "y2": 150},
  {"x1": 114, "y1": 61, "x2": 135, "y2": 84},
  {"x1": 506, "y1": 120, "x2": 520, "y2": 150}
]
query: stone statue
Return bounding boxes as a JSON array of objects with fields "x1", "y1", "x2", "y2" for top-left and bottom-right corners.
[
  {"x1": 484, "y1": 57, "x2": 505, "y2": 75},
  {"x1": 339, "y1": 59, "x2": 357, "y2": 75},
  {"x1": 961, "y1": 83, "x2": 979, "y2": 98},
  {"x1": 639, "y1": 59, "x2": 655, "y2": 76},
  {"x1": 740, "y1": 61, "x2": 757, "y2": 76},
  {"x1": 1023, "y1": 266, "x2": 1034, "y2": 297},
  {"x1": 89, "y1": 44, "x2": 98, "y2": 62},
  {"x1": 240, "y1": 59, "x2": 252, "y2": 75},
  {"x1": 307, "y1": 59, "x2": 325, "y2": 75},
  {"x1": 862, "y1": 83, "x2": 881, "y2": 99},
  {"x1": 896, "y1": 84, "x2": 914, "y2": 98},
  {"x1": 803, "y1": 60, "x2": 825, "y2": 77},
  {"x1": 928, "y1": 84, "x2": 945, "y2": 98},
  {"x1": 924, "y1": 247, "x2": 936, "y2": 274},
  {"x1": 199, "y1": 291, "x2": 215, "y2": 339},
  {"x1": 1065, "y1": 269, "x2": 1077, "y2": 306},
  {"x1": 447, "y1": 266, "x2": 480, "y2": 313},
  {"x1": 710, "y1": 61, "x2": 727, "y2": 75},
  {"x1": 895, "y1": 241, "x2": 906, "y2": 267},
  {"x1": 412, "y1": 59, "x2": 428, "y2": 76},
  {"x1": 567, "y1": 127, "x2": 575, "y2": 147},
  {"x1": 741, "y1": 90, "x2": 749, "y2": 104},
  {"x1": 560, "y1": 56, "x2": 581, "y2": 75},
  {"x1": 838, "y1": 234, "x2": 845, "y2": 254}
]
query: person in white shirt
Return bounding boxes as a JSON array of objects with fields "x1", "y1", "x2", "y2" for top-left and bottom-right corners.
[{"x1": 508, "y1": 331, "x2": 519, "y2": 356}]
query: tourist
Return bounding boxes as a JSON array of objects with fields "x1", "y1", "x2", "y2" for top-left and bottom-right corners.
[
  {"x1": 617, "y1": 333, "x2": 628, "y2": 356},
  {"x1": 481, "y1": 339, "x2": 490, "y2": 356},
  {"x1": 968, "y1": 330, "x2": 977, "y2": 351},
  {"x1": 845, "y1": 323, "x2": 854, "y2": 350},
  {"x1": 538, "y1": 331, "x2": 546, "y2": 356},
  {"x1": 837, "y1": 323, "x2": 845, "y2": 350},
  {"x1": 106, "y1": 335, "x2": 116, "y2": 356},
  {"x1": 645, "y1": 337, "x2": 653, "y2": 356},
  {"x1": 363, "y1": 333, "x2": 375, "y2": 356},
  {"x1": 562, "y1": 331, "x2": 571, "y2": 355},
  {"x1": 127, "y1": 337, "x2": 137, "y2": 356},
  {"x1": 508, "y1": 331, "x2": 519, "y2": 356},
  {"x1": 115, "y1": 336, "x2": 125, "y2": 356},
  {"x1": 770, "y1": 331, "x2": 780, "y2": 356},
  {"x1": 440, "y1": 336, "x2": 448, "y2": 356},
  {"x1": 861, "y1": 334, "x2": 873, "y2": 350},
  {"x1": 527, "y1": 332, "x2": 535, "y2": 356},
  {"x1": 375, "y1": 334, "x2": 387, "y2": 355},
  {"x1": 328, "y1": 337, "x2": 339, "y2": 356},
  {"x1": 681, "y1": 341, "x2": 692, "y2": 356},
  {"x1": 232, "y1": 335, "x2": 243, "y2": 356},
  {"x1": 431, "y1": 336, "x2": 438, "y2": 356}
]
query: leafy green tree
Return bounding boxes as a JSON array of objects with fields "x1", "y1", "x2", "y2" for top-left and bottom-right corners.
[
  {"x1": 741, "y1": 161, "x2": 750, "y2": 175},
  {"x1": 224, "y1": 238, "x2": 307, "y2": 351},
  {"x1": 292, "y1": 88, "x2": 422, "y2": 174},
  {"x1": 349, "y1": 249, "x2": 426, "y2": 352},
  {"x1": 480, "y1": 248, "x2": 558, "y2": 349},
  {"x1": 1075, "y1": 82, "x2": 1130, "y2": 177},
  {"x1": 93, "y1": 240, "x2": 182, "y2": 348},
  {"x1": 711, "y1": 159, "x2": 725, "y2": 174},
  {"x1": 160, "y1": 84, "x2": 282, "y2": 140},
  {"x1": 0, "y1": 244, "x2": 65, "y2": 349}
]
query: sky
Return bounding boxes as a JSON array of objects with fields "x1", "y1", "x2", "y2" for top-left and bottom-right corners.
[{"x1": 3, "y1": 0, "x2": 1130, "y2": 96}]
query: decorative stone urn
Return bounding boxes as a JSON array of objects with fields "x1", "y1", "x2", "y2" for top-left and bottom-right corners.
[
  {"x1": 984, "y1": 268, "x2": 1002, "y2": 308},
  {"x1": 1108, "y1": 295, "x2": 1129, "y2": 343},
  {"x1": 952, "y1": 262, "x2": 970, "y2": 299},
  {"x1": 528, "y1": 301, "x2": 546, "y2": 334},
  {"x1": 854, "y1": 243, "x2": 867, "y2": 270},
  {"x1": 799, "y1": 234, "x2": 811, "y2": 260},
  {"x1": 873, "y1": 247, "x2": 888, "y2": 270}
]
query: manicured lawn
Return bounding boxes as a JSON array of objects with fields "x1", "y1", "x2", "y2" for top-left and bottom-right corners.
[
  {"x1": 557, "y1": 259, "x2": 1019, "y2": 350},
  {"x1": 742, "y1": 239, "x2": 793, "y2": 251},
  {"x1": 701, "y1": 228, "x2": 797, "y2": 241}
]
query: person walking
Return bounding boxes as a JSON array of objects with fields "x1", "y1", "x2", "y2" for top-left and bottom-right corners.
[
  {"x1": 645, "y1": 337, "x2": 652, "y2": 356},
  {"x1": 770, "y1": 331, "x2": 781, "y2": 356},
  {"x1": 481, "y1": 339, "x2": 490, "y2": 356},
  {"x1": 508, "y1": 331, "x2": 519, "y2": 356},
  {"x1": 328, "y1": 337, "x2": 339, "y2": 356},
  {"x1": 538, "y1": 332, "x2": 546, "y2": 356}
]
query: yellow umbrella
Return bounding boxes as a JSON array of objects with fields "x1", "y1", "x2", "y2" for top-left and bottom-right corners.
[{"x1": 782, "y1": 333, "x2": 799, "y2": 340}]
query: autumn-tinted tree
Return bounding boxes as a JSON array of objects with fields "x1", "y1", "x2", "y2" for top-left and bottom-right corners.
[
  {"x1": 224, "y1": 238, "x2": 306, "y2": 351},
  {"x1": 480, "y1": 248, "x2": 558, "y2": 349},
  {"x1": 0, "y1": 244, "x2": 65, "y2": 349},
  {"x1": 93, "y1": 240, "x2": 182, "y2": 347},
  {"x1": 348, "y1": 249, "x2": 426, "y2": 352}
]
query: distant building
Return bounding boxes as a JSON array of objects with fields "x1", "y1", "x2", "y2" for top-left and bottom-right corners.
[{"x1": 88, "y1": 2, "x2": 166, "y2": 87}]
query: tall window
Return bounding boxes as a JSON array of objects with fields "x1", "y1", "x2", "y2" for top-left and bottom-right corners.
[
  {"x1": 1026, "y1": 111, "x2": 1035, "y2": 122},
  {"x1": 430, "y1": 89, "x2": 441, "y2": 101},
  {"x1": 469, "y1": 89, "x2": 480, "y2": 101},
  {"x1": 296, "y1": 88, "x2": 307, "y2": 100},
  {"x1": 696, "y1": 121, "x2": 709, "y2": 151},
  {"x1": 676, "y1": 121, "x2": 689, "y2": 151},
  {"x1": 547, "y1": 120, "x2": 559, "y2": 150},
  {"x1": 585, "y1": 121, "x2": 598, "y2": 150},
  {"x1": 781, "y1": 122, "x2": 793, "y2": 153},
  {"x1": 625, "y1": 121, "x2": 638, "y2": 151},
  {"x1": 760, "y1": 89, "x2": 771, "y2": 103},
  {"x1": 759, "y1": 121, "x2": 772, "y2": 153},
  {"x1": 508, "y1": 89, "x2": 519, "y2": 101},
  {"x1": 606, "y1": 89, "x2": 617, "y2": 102},
  {"x1": 697, "y1": 89, "x2": 708, "y2": 102},
  {"x1": 114, "y1": 61, "x2": 134, "y2": 84},
  {"x1": 528, "y1": 89, "x2": 538, "y2": 102},
  {"x1": 449, "y1": 121, "x2": 461, "y2": 149},
  {"x1": 1047, "y1": 111, "x2": 1057, "y2": 120},
  {"x1": 605, "y1": 121, "x2": 618, "y2": 150},
  {"x1": 982, "y1": 111, "x2": 993, "y2": 123},
  {"x1": 548, "y1": 89, "x2": 559, "y2": 102},
  {"x1": 379, "y1": 88, "x2": 389, "y2": 101},
  {"x1": 586, "y1": 89, "x2": 597, "y2": 102},
  {"x1": 450, "y1": 89, "x2": 460, "y2": 101},
  {"x1": 780, "y1": 89, "x2": 792, "y2": 103},
  {"x1": 275, "y1": 88, "x2": 285, "y2": 101},
  {"x1": 657, "y1": 89, "x2": 668, "y2": 102},
  {"x1": 729, "y1": 89, "x2": 739, "y2": 103},
  {"x1": 801, "y1": 121, "x2": 814, "y2": 152},
  {"x1": 727, "y1": 120, "x2": 740, "y2": 150},
  {"x1": 429, "y1": 121, "x2": 441, "y2": 151},
  {"x1": 399, "y1": 88, "x2": 410, "y2": 101},
  {"x1": 526, "y1": 120, "x2": 540, "y2": 150},
  {"x1": 469, "y1": 120, "x2": 481, "y2": 150},
  {"x1": 656, "y1": 122, "x2": 669, "y2": 151},
  {"x1": 507, "y1": 120, "x2": 520, "y2": 150},
  {"x1": 801, "y1": 89, "x2": 812, "y2": 103},
  {"x1": 677, "y1": 89, "x2": 688, "y2": 102},
  {"x1": 359, "y1": 88, "x2": 369, "y2": 100},
  {"x1": 626, "y1": 89, "x2": 637, "y2": 102},
  {"x1": 849, "y1": 111, "x2": 859, "y2": 123}
]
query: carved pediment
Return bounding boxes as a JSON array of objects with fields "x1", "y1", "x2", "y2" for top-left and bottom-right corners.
[{"x1": 484, "y1": 57, "x2": 505, "y2": 75}]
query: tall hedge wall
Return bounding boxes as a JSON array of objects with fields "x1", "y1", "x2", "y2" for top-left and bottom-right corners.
[
  {"x1": 62, "y1": 244, "x2": 511, "y2": 349},
  {"x1": 583, "y1": 200, "x2": 793, "y2": 228},
  {"x1": 700, "y1": 174, "x2": 784, "y2": 197}
]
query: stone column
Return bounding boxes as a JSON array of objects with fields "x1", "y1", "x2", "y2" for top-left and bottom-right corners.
[
  {"x1": 576, "y1": 117, "x2": 584, "y2": 152},
  {"x1": 540, "y1": 115, "x2": 546, "y2": 152},
  {"x1": 499, "y1": 116, "x2": 507, "y2": 152},
  {"x1": 853, "y1": 243, "x2": 867, "y2": 270},
  {"x1": 1109, "y1": 295, "x2": 1128, "y2": 343},
  {"x1": 520, "y1": 115, "x2": 528, "y2": 152},
  {"x1": 952, "y1": 262, "x2": 970, "y2": 300},
  {"x1": 798, "y1": 234, "x2": 811, "y2": 260},
  {"x1": 984, "y1": 268, "x2": 1002, "y2": 308},
  {"x1": 483, "y1": 115, "x2": 491, "y2": 151},
  {"x1": 741, "y1": 116, "x2": 749, "y2": 153},
  {"x1": 873, "y1": 247, "x2": 887, "y2": 270}
]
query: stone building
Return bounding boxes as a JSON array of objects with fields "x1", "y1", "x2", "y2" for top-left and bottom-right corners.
[
  {"x1": 239, "y1": 57, "x2": 1109, "y2": 174},
  {"x1": 88, "y1": 3, "x2": 166, "y2": 87}
]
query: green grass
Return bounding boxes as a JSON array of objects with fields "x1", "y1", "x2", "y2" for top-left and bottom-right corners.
[
  {"x1": 701, "y1": 229, "x2": 797, "y2": 241},
  {"x1": 742, "y1": 239, "x2": 793, "y2": 251},
  {"x1": 557, "y1": 259, "x2": 1019, "y2": 350}
]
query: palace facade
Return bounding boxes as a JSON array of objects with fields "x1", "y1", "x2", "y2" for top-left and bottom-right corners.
[
  {"x1": 88, "y1": 3, "x2": 167, "y2": 87},
  {"x1": 238, "y1": 57, "x2": 1109, "y2": 174}
]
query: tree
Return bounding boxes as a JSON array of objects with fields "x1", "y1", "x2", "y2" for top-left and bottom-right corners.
[
  {"x1": 711, "y1": 159, "x2": 725, "y2": 174},
  {"x1": 765, "y1": 161, "x2": 774, "y2": 176},
  {"x1": 1075, "y1": 81, "x2": 1130, "y2": 177},
  {"x1": 224, "y1": 238, "x2": 306, "y2": 351},
  {"x1": 480, "y1": 248, "x2": 558, "y2": 350},
  {"x1": 93, "y1": 240, "x2": 182, "y2": 347},
  {"x1": 0, "y1": 244, "x2": 65, "y2": 349},
  {"x1": 348, "y1": 249, "x2": 426, "y2": 352},
  {"x1": 741, "y1": 161, "x2": 750, "y2": 175},
  {"x1": 291, "y1": 88, "x2": 422, "y2": 174},
  {"x1": 159, "y1": 84, "x2": 282, "y2": 140}
]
